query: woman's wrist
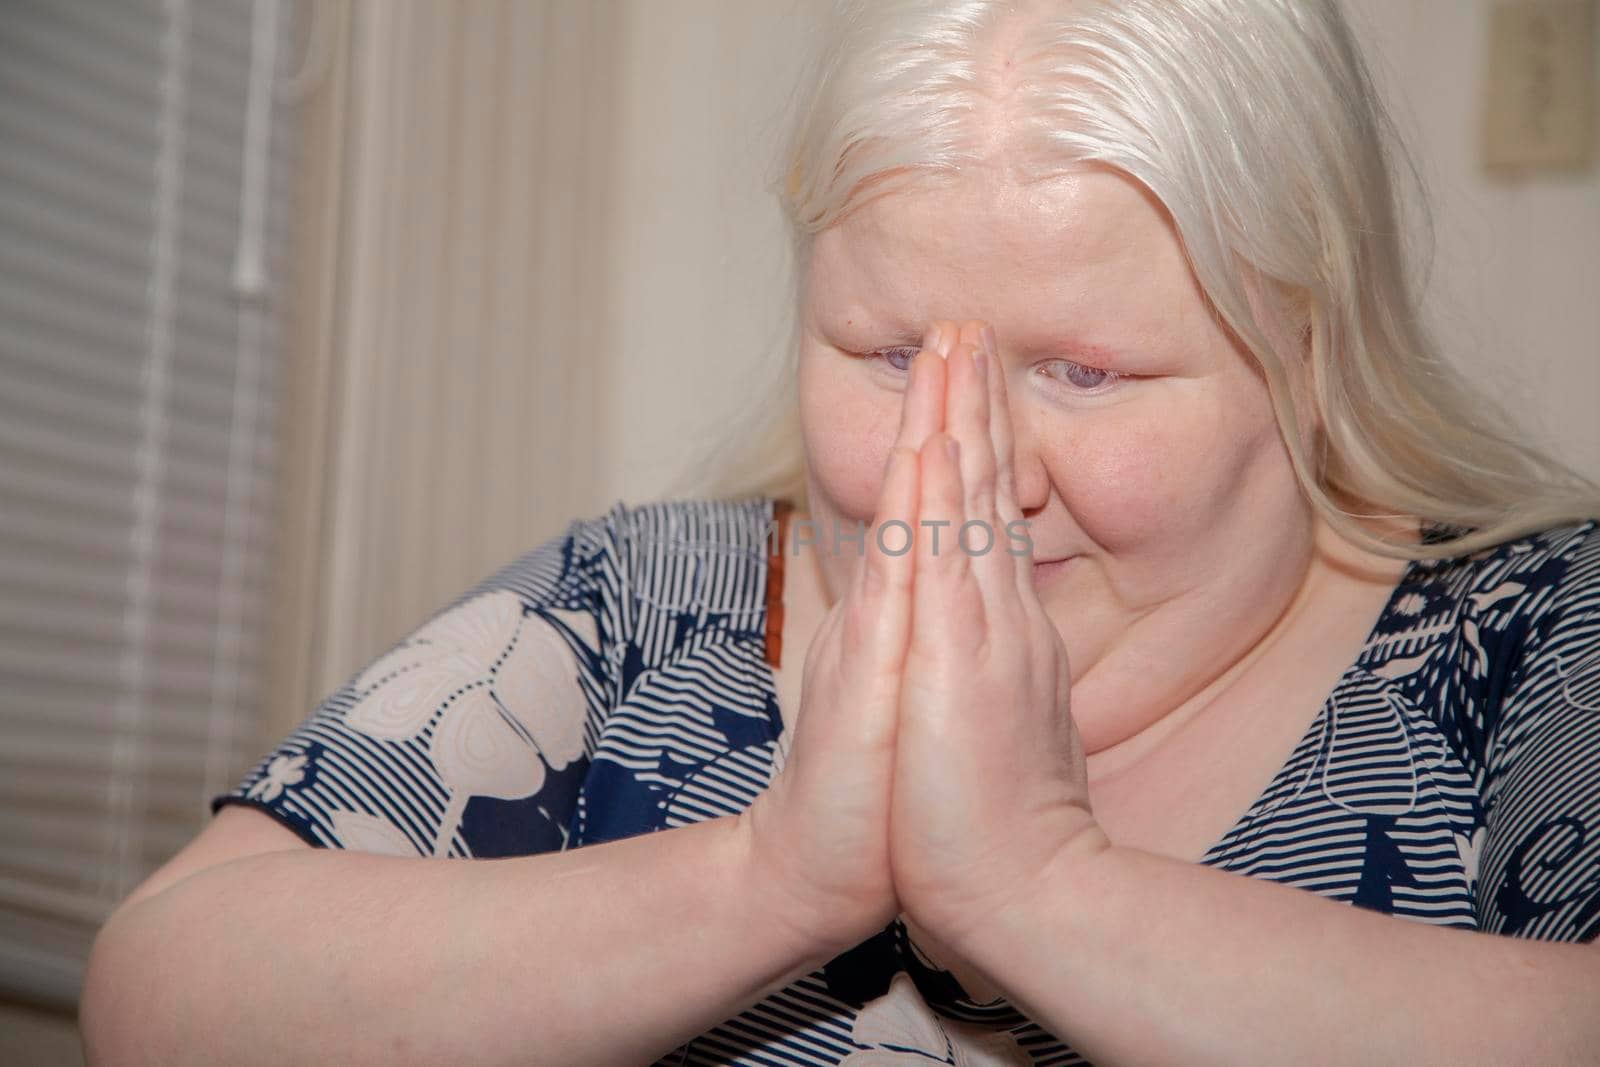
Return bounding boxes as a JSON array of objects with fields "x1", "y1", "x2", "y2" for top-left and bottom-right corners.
[{"x1": 728, "y1": 807, "x2": 890, "y2": 971}]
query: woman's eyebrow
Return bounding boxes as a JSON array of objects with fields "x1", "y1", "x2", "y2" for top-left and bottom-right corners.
[
  {"x1": 830, "y1": 306, "x2": 1128, "y2": 358},
  {"x1": 855, "y1": 322, "x2": 1127, "y2": 365}
]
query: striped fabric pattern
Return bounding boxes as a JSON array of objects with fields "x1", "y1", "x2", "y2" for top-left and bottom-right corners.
[{"x1": 217, "y1": 498, "x2": 1600, "y2": 1065}]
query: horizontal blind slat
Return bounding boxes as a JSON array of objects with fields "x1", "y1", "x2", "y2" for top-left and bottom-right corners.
[
  {"x1": 0, "y1": 643, "x2": 261, "y2": 701},
  {"x1": 0, "y1": 278, "x2": 154, "y2": 358},
  {"x1": 0, "y1": 684, "x2": 271, "y2": 736},
  {"x1": 0, "y1": 414, "x2": 278, "y2": 505},
  {"x1": 0, "y1": 508, "x2": 135, "y2": 562},
  {"x1": 0, "y1": 328, "x2": 280, "y2": 422},
  {"x1": 8, "y1": 0, "x2": 164, "y2": 54},
  {"x1": 0, "y1": 9, "x2": 164, "y2": 104},
  {"x1": 0, "y1": 153, "x2": 155, "y2": 261},
  {"x1": 0, "y1": 460, "x2": 137, "y2": 522},
  {"x1": 0, "y1": 596, "x2": 268, "y2": 660},
  {"x1": 0, "y1": 366, "x2": 282, "y2": 469},
  {"x1": 0, "y1": 733, "x2": 259, "y2": 781},
  {"x1": 0, "y1": 230, "x2": 152, "y2": 318},
  {"x1": 0, "y1": 368, "x2": 146, "y2": 442},
  {"x1": 0, "y1": 879, "x2": 105, "y2": 931},
  {"x1": 1, "y1": 768, "x2": 227, "y2": 819},
  {"x1": 0, "y1": 73, "x2": 160, "y2": 173}
]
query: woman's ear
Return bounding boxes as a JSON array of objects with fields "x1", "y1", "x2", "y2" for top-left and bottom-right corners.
[
  {"x1": 1293, "y1": 303, "x2": 1328, "y2": 441},
  {"x1": 1241, "y1": 273, "x2": 1325, "y2": 459}
]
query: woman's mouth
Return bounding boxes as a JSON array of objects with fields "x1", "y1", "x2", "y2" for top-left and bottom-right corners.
[{"x1": 1031, "y1": 556, "x2": 1076, "y2": 585}]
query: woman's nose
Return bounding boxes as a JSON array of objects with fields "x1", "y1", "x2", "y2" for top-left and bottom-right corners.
[{"x1": 1007, "y1": 411, "x2": 1051, "y2": 516}]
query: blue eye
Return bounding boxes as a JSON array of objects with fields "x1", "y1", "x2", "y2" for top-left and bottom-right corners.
[
  {"x1": 1043, "y1": 360, "x2": 1120, "y2": 392},
  {"x1": 867, "y1": 346, "x2": 920, "y2": 372}
]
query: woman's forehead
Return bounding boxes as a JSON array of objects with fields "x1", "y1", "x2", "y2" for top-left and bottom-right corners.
[{"x1": 804, "y1": 168, "x2": 1188, "y2": 325}]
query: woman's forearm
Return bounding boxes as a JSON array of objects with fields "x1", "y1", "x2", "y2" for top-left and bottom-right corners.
[
  {"x1": 953, "y1": 840, "x2": 1600, "y2": 1066},
  {"x1": 81, "y1": 813, "x2": 829, "y2": 1067}
]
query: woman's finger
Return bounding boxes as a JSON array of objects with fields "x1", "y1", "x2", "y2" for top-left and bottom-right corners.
[
  {"x1": 974, "y1": 323, "x2": 1034, "y2": 591},
  {"x1": 895, "y1": 320, "x2": 949, "y2": 456},
  {"x1": 978, "y1": 323, "x2": 1022, "y2": 527},
  {"x1": 945, "y1": 340, "x2": 995, "y2": 519},
  {"x1": 912, "y1": 431, "x2": 984, "y2": 654},
  {"x1": 854, "y1": 443, "x2": 918, "y2": 662},
  {"x1": 944, "y1": 338, "x2": 1016, "y2": 613}
]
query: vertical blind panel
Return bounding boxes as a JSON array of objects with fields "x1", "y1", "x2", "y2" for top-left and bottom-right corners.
[{"x1": 0, "y1": 0, "x2": 296, "y2": 1009}]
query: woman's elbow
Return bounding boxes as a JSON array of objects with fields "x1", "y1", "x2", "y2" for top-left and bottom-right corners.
[{"x1": 80, "y1": 901, "x2": 172, "y2": 1066}]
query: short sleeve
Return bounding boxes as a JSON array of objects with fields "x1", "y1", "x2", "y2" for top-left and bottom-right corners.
[
  {"x1": 1476, "y1": 520, "x2": 1600, "y2": 942},
  {"x1": 214, "y1": 502, "x2": 630, "y2": 860}
]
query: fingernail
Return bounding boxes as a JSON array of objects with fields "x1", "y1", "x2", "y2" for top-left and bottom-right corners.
[
  {"x1": 980, "y1": 324, "x2": 997, "y2": 355},
  {"x1": 972, "y1": 347, "x2": 987, "y2": 373},
  {"x1": 945, "y1": 436, "x2": 960, "y2": 462},
  {"x1": 922, "y1": 322, "x2": 940, "y2": 353}
]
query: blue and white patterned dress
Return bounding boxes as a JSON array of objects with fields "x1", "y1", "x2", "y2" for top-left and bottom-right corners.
[{"x1": 217, "y1": 496, "x2": 1600, "y2": 1066}]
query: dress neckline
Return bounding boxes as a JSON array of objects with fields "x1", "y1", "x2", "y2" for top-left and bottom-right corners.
[
  {"x1": 1190, "y1": 548, "x2": 1434, "y2": 865},
  {"x1": 1185, "y1": 520, "x2": 1476, "y2": 868},
  {"x1": 762, "y1": 498, "x2": 795, "y2": 670}
]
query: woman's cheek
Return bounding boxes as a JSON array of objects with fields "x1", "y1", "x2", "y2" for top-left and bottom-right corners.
[
  {"x1": 798, "y1": 364, "x2": 901, "y2": 520},
  {"x1": 1049, "y1": 411, "x2": 1245, "y2": 556}
]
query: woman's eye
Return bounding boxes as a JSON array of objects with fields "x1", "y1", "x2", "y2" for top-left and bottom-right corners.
[
  {"x1": 1042, "y1": 359, "x2": 1120, "y2": 393},
  {"x1": 866, "y1": 346, "x2": 920, "y2": 373}
]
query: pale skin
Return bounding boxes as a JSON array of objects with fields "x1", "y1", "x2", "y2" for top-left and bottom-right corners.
[{"x1": 778, "y1": 163, "x2": 1600, "y2": 1060}]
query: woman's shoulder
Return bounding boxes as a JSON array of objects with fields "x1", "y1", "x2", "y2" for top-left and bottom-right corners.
[
  {"x1": 605, "y1": 495, "x2": 789, "y2": 622},
  {"x1": 451, "y1": 495, "x2": 786, "y2": 607},
  {"x1": 433, "y1": 494, "x2": 791, "y2": 664},
  {"x1": 1410, "y1": 516, "x2": 1600, "y2": 615},
  {"x1": 1450, "y1": 517, "x2": 1600, "y2": 942},
  {"x1": 546, "y1": 494, "x2": 786, "y2": 556},
  {"x1": 1410, "y1": 516, "x2": 1600, "y2": 735},
  {"x1": 1481, "y1": 517, "x2": 1600, "y2": 680},
  {"x1": 585, "y1": 492, "x2": 782, "y2": 562},
  {"x1": 1364, "y1": 518, "x2": 1598, "y2": 741},
  {"x1": 607, "y1": 495, "x2": 786, "y2": 558}
]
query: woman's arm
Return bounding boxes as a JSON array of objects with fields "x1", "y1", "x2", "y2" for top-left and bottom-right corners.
[
  {"x1": 956, "y1": 839, "x2": 1600, "y2": 1066},
  {"x1": 80, "y1": 805, "x2": 833, "y2": 1067}
]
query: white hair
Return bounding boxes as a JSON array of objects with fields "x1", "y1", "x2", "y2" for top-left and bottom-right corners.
[{"x1": 667, "y1": 0, "x2": 1600, "y2": 560}]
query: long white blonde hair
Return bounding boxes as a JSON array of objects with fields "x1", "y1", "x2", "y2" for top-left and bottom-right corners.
[{"x1": 665, "y1": 0, "x2": 1600, "y2": 560}]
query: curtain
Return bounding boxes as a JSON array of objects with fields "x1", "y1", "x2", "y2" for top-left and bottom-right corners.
[{"x1": 277, "y1": 0, "x2": 628, "y2": 724}]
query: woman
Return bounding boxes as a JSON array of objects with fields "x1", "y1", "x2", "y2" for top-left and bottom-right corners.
[{"x1": 83, "y1": 1, "x2": 1600, "y2": 1064}]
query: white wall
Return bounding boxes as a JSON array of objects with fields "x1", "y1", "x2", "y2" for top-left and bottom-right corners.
[
  {"x1": 1344, "y1": 0, "x2": 1600, "y2": 476},
  {"x1": 602, "y1": 0, "x2": 822, "y2": 503}
]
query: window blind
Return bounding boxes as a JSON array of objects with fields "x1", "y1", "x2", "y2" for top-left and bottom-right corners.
[{"x1": 0, "y1": 0, "x2": 299, "y2": 1010}]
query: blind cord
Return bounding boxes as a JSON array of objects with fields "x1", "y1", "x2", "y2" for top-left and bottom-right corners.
[{"x1": 104, "y1": 0, "x2": 191, "y2": 905}]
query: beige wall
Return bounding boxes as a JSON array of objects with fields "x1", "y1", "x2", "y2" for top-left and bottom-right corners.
[{"x1": 600, "y1": 0, "x2": 1600, "y2": 524}]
